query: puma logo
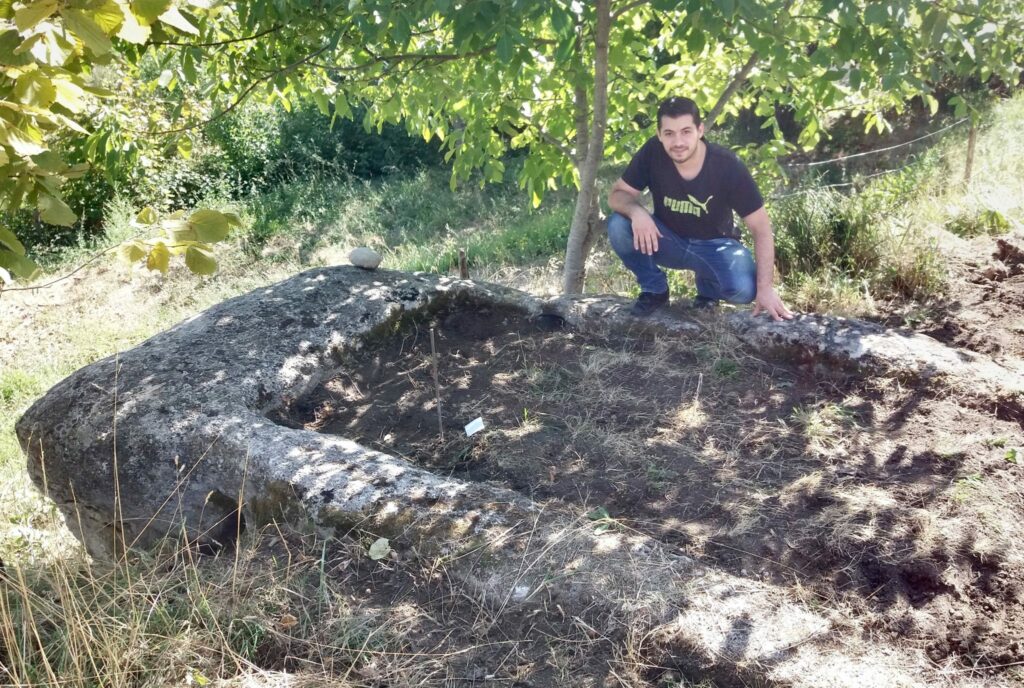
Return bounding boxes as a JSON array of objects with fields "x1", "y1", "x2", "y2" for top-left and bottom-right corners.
[
  {"x1": 688, "y1": 194, "x2": 713, "y2": 213},
  {"x1": 665, "y1": 194, "x2": 714, "y2": 217}
]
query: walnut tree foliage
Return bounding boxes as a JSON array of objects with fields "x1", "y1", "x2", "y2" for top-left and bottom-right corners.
[{"x1": 0, "y1": 0, "x2": 1020, "y2": 291}]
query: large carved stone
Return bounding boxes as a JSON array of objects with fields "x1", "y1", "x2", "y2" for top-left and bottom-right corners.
[{"x1": 16, "y1": 267, "x2": 1023, "y2": 688}]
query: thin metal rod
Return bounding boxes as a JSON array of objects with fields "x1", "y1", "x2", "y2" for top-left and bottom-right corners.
[
  {"x1": 458, "y1": 248, "x2": 469, "y2": 279},
  {"x1": 430, "y1": 327, "x2": 443, "y2": 441}
]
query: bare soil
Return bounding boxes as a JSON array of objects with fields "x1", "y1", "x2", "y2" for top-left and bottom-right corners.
[
  {"x1": 910, "y1": 231, "x2": 1024, "y2": 370},
  {"x1": 278, "y1": 296, "x2": 1024, "y2": 680}
]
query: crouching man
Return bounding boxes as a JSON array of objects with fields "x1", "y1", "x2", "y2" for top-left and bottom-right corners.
[{"x1": 608, "y1": 96, "x2": 793, "y2": 321}]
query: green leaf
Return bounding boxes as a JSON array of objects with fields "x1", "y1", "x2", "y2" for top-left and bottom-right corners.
[
  {"x1": 184, "y1": 245, "x2": 217, "y2": 275},
  {"x1": 930, "y1": 12, "x2": 948, "y2": 44},
  {"x1": 136, "y1": 206, "x2": 158, "y2": 224},
  {"x1": 182, "y1": 49, "x2": 197, "y2": 82},
  {"x1": 0, "y1": 29, "x2": 34, "y2": 66},
  {"x1": 118, "y1": 7, "x2": 151, "y2": 43},
  {"x1": 118, "y1": 239, "x2": 147, "y2": 263},
  {"x1": 312, "y1": 89, "x2": 329, "y2": 116},
  {"x1": 176, "y1": 134, "x2": 192, "y2": 158},
  {"x1": 555, "y1": 35, "x2": 575, "y2": 63},
  {"x1": 864, "y1": 3, "x2": 888, "y2": 25},
  {"x1": 158, "y1": 6, "x2": 199, "y2": 34},
  {"x1": 367, "y1": 537, "x2": 390, "y2": 560},
  {"x1": 496, "y1": 32, "x2": 513, "y2": 63},
  {"x1": 91, "y1": 0, "x2": 125, "y2": 33},
  {"x1": 15, "y1": 70, "x2": 57, "y2": 108},
  {"x1": 0, "y1": 226, "x2": 26, "y2": 255},
  {"x1": 53, "y1": 78, "x2": 87, "y2": 112},
  {"x1": 31, "y1": 150, "x2": 64, "y2": 172},
  {"x1": 188, "y1": 209, "x2": 230, "y2": 242},
  {"x1": 147, "y1": 241, "x2": 170, "y2": 273},
  {"x1": 223, "y1": 211, "x2": 243, "y2": 228},
  {"x1": 15, "y1": 0, "x2": 57, "y2": 31},
  {"x1": 62, "y1": 9, "x2": 113, "y2": 55},
  {"x1": 848, "y1": 67, "x2": 862, "y2": 90},
  {"x1": 38, "y1": 194, "x2": 77, "y2": 226},
  {"x1": 0, "y1": 125, "x2": 45, "y2": 156},
  {"x1": 0, "y1": 248, "x2": 38, "y2": 279},
  {"x1": 162, "y1": 219, "x2": 196, "y2": 241},
  {"x1": 131, "y1": 0, "x2": 171, "y2": 24}
]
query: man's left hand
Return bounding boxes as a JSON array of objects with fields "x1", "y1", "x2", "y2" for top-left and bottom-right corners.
[{"x1": 752, "y1": 287, "x2": 794, "y2": 321}]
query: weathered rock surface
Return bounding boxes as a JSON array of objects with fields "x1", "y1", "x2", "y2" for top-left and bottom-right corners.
[
  {"x1": 16, "y1": 269, "x2": 542, "y2": 558},
  {"x1": 348, "y1": 246, "x2": 382, "y2": 269},
  {"x1": 17, "y1": 268, "x2": 1022, "y2": 688},
  {"x1": 549, "y1": 294, "x2": 1024, "y2": 419}
]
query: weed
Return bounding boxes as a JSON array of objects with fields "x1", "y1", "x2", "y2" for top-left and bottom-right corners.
[
  {"x1": 945, "y1": 208, "x2": 1011, "y2": 237},
  {"x1": 712, "y1": 358, "x2": 739, "y2": 379},
  {"x1": 953, "y1": 473, "x2": 984, "y2": 502},
  {"x1": 791, "y1": 402, "x2": 857, "y2": 455}
]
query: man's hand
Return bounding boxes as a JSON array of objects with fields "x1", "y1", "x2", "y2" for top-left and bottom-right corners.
[
  {"x1": 752, "y1": 286, "x2": 794, "y2": 321},
  {"x1": 631, "y1": 212, "x2": 663, "y2": 256}
]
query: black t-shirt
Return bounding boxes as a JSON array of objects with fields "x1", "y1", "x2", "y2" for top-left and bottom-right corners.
[{"x1": 621, "y1": 138, "x2": 764, "y2": 240}]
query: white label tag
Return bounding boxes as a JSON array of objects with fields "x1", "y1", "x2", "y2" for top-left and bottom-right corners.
[{"x1": 465, "y1": 417, "x2": 485, "y2": 436}]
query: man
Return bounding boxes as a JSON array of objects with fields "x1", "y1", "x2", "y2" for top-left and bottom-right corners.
[{"x1": 608, "y1": 97, "x2": 793, "y2": 321}]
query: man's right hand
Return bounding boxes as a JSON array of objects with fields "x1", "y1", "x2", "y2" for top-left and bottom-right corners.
[{"x1": 631, "y1": 212, "x2": 663, "y2": 256}]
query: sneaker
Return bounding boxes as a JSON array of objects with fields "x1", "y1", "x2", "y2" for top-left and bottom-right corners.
[
  {"x1": 630, "y1": 290, "x2": 669, "y2": 317},
  {"x1": 692, "y1": 295, "x2": 717, "y2": 311}
]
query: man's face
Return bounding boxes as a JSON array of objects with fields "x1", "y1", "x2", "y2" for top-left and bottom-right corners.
[{"x1": 657, "y1": 114, "x2": 704, "y2": 165}]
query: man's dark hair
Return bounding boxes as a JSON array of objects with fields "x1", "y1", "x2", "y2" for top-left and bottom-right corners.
[{"x1": 657, "y1": 97, "x2": 702, "y2": 129}]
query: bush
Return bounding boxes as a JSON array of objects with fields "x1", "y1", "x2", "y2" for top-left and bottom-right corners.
[
  {"x1": 770, "y1": 187, "x2": 885, "y2": 277},
  {"x1": 944, "y1": 208, "x2": 1011, "y2": 237},
  {"x1": 203, "y1": 102, "x2": 444, "y2": 197}
]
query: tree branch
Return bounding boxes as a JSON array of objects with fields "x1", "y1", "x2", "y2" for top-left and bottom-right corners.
[
  {"x1": 147, "y1": 23, "x2": 284, "y2": 48},
  {"x1": 705, "y1": 0, "x2": 797, "y2": 128},
  {"x1": 612, "y1": 0, "x2": 648, "y2": 20},
  {"x1": 538, "y1": 130, "x2": 575, "y2": 160},
  {"x1": 705, "y1": 50, "x2": 760, "y2": 128},
  {"x1": 143, "y1": 42, "x2": 334, "y2": 136}
]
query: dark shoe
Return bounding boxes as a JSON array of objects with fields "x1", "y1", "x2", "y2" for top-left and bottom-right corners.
[
  {"x1": 692, "y1": 295, "x2": 718, "y2": 311},
  {"x1": 630, "y1": 290, "x2": 669, "y2": 317}
]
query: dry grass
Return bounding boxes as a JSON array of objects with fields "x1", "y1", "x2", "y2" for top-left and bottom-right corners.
[{"x1": 0, "y1": 523, "x2": 416, "y2": 687}]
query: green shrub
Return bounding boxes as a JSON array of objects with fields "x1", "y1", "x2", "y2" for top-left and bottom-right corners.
[
  {"x1": 944, "y1": 208, "x2": 1011, "y2": 237},
  {"x1": 770, "y1": 187, "x2": 885, "y2": 277},
  {"x1": 203, "y1": 102, "x2": 443, "y2": 198}
]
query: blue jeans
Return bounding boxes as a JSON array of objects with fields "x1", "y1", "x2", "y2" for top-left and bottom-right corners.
[{"x1": 607, "y1": 212, "x2": 756, "y2": 303}]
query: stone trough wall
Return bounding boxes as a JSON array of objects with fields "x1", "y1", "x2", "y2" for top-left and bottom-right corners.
[{"x1": 17, "y1": 267, "x2": 1024, "y2": 687}]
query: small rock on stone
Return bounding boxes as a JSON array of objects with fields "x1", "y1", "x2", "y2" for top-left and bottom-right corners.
[{"x1": 349, "y1": 247, "x2": 382, "y2": 270}]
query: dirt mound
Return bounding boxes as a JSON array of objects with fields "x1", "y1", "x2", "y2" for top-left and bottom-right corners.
[
  {"x1": 278, "y1": 303, "x2": 1024, "y2": 678},
  {"x1": 917, "y1": 233, "x2": 1024, "y2": 364}
]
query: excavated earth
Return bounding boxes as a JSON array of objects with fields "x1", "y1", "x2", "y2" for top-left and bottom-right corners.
[
  {"x1": 279, "y1": 296, "x2": 1024, "y2": 681},
  {"x1": 16, "y1": 266, "x2": 1024, "y2": 687},
  {"x1": 907, "y1": 230, "x2": 1024, "y2": 370}
]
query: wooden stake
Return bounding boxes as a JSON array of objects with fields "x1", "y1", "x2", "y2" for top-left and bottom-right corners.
[
  {"x1": 430, "y1": 327, "x2": 443, "y2": 441},
  {"x1": 964, "y1": 124, "x2": 978, "y2": 185},
  {"x1": 458, "y1": 248, "x2": 469, "y2": 279}
]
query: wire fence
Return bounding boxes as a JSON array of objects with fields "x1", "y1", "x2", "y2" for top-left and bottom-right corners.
[{"x1": 770, "y1": 117, "x2": 971, "y2": 200}]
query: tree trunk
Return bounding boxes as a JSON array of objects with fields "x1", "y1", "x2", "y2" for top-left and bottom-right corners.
[{"x1": 561, "y1": 0, "x2": 609, "y2": 294}]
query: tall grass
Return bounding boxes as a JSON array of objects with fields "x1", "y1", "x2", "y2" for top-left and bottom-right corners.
[{"x1": 0, "y1": 525, "x2": 405, "y2": 687}]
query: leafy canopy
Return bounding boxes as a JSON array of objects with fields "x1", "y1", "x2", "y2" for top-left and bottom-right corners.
[{"x1": 0, "y1": 0, "x2": 1021, "y2": 286}]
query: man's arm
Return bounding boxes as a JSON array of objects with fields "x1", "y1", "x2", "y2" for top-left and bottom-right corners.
[
  {"x1": 609, "y1": 178, "x2": 662, "y2": 256},
  {"x1": 742, "y1": 206, "x2": 794, "y2": 321}
]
